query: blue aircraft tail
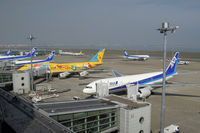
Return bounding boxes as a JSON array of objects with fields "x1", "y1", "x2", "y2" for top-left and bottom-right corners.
[
  {"x1": 45, "y1": 51, "x2": 55, "y2": 62},
  {"x1": 89, "y1": 48, "x2": 105, "y2": 62},
  {"x1": 4, "y1": 49, "x2": 12, "y2": 56},
  {"x1": 26, "y1": 48, "x2": 37, "y2": 57},
  {"x1": 123, "y1": 49, "x2": 128, "y2": 56},
  {"x1": 166, "y1": 52, "x2": 179, "y2": 76}
]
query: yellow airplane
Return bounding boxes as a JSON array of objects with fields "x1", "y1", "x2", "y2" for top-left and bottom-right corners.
[{"x1": 18, "y1": 48, "x2": 105, "y2": 78}]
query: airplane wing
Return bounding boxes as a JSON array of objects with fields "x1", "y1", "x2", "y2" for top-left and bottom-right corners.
[
  {"x1": 49, "y1": 69, "x2": 108, "y2": 75},
  {"x1": 86, "y1": 69, "x2": 108, "y2": 73},
  {"x1": 127, "y1": 81, "x2": 200, "y2": 99},
  {"x1": 15, "y1": 60, "x2": 42, "y2": 64},
  {"x1": 137, "y1": 82, "x2": 200, "y2": 88},
  {"x1": 165, "y1": 82, "x2": 200, "y2": 87},
  {"x1": 112, "y1": 70, "x2": 123, "y2": 77}
]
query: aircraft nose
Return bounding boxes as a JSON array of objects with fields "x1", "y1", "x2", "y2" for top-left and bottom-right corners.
[
  {"x1": 83, "y1": 88, "x2": 94, "y2": 94},
  {"x1": 83, "y1": 88, "x2": 87, "y2": 94}
]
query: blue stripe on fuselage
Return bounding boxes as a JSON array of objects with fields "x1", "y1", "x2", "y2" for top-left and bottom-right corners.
[
  {"x1": 0, "y1": 55, "x2": 31, "y2": 61},
  {"x1": 16, "y1": 59, "x2": 51, "y2": 65},
  {"x1": 109, "y1": 72, "x2": 176, "y2": 91}
]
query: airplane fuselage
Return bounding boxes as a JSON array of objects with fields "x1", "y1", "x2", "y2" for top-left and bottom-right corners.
[
  {"x1": 83, "y1": 71, "x2": 175, "y2": 94},
  {"x1": 59, "y1": 50, "x2": 84, "y2": 56},
  {"x1": 18, "y1": 61, "x2": 103, "y2": 73},
  {"x1": 0, "y1": 55, "x2": 30, "y2": 60},
  {"x1": 48, "y1": 62, "x2": 102, "y2": 72},
  {"x1": 124, "y1": 55, "x2": 150, "y2": 60},
  {"x1": 0, "y1": 48, "x2": 37, "y2": 61},
  {"x1": 15, "y1": 59, "x2": 50, "y2": 66},
  {"x1": 84, "y1": 51, "x2": 179, "y2": 95}
]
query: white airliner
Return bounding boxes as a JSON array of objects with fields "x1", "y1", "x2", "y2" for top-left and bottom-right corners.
[
  {"x1": 178, "y1": 60, "x2": 189, "y2": 65},
  {"x1": 14, "y1": 51, "x2": 55, "y2": 66},
  {"x1": 0, "y1": 49, "x2": 12, "y2": 57},
  {"x1": 83, "y1": 52, "x2": 179, "y2": 98},
  {"x1": 0, "y1": 48, "x2": 37, "y2": 61},
  {"x1": 59, "y1": 50, "x2": 84, "y2": 56},
  {"x1": 123, "y1": 49, "x2": 150, "y2": 60}
]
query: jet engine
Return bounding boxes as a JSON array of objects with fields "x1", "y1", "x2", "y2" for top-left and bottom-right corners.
[
  {"x1": 79, "y1": 71, "x2": 89, "y2": 77},
  {"x1": 138, "y1": 86, "x2": 152, "y2": 99},
  {"x1": 59, "y1": 72, "x2": 70, "y2": 79}
]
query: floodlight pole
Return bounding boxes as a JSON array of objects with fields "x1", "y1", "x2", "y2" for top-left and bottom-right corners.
[
  {"x1": 161, "y1": 30, "x2": 167, "y2": 133},
  {"x1": 157, "y1": 22, "x2": 179, "y2": 133},
  {"x1": 27, "y1": 34, "x2": 35, "y2": 92}
]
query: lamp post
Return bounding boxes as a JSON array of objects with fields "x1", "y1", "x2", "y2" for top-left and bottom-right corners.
[
  {"x1": 27, "y1": 34, "x2": 35, "y2": 92},
  {"x1": 157, "y1": 22, "x2": 179, "y2": 133}
]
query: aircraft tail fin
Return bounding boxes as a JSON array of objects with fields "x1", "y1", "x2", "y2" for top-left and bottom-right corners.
[
  {"x1": 166, "y1": 52, "x2": 179, "y2": 75},
  {"x1": 89, "y1": 48, "x2": 105, "y2": 62},
  {"x1": 5, "y1": 49, "x2": 12, "y2": 56},
  {"x1": 123, "y1": 49, "x2": 128, "y2": 56},
  {"x1": 27, "y1": 48, "x2": 37, "y2": 57},
  {"x1": 45, "y1": 51, "x2": 55, "y2": 62}
]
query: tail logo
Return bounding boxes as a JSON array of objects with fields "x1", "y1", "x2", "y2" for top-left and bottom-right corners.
[
  {"x1": 49, "y1": 54, "x2": 53, "y2": 58},
  {"x1": 48, "y1": 51, "x2": 55, "y2": 59},
  {"x1": 7, "y1": 49, "x2": 11, "y2": 55},
  {"x1": 32, "y1": 48, "x2": 36, "y2": 53},
  {"x1": 125, "y1": 51, "x2": 128, "y2": 55},
  {"x1": 123, "y1": 50, "x2": 128, "y2": 56},
  {"x1": 170, "y1": 56, "x2": 177, "y2": 69},
  {"x1": 98, "y1": 55, "x2": 102, "y2": 60}
]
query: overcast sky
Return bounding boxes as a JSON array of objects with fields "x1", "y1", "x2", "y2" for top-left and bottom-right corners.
[{"x1": 0, "y1": 0, "x2": 200, "y2": 51}]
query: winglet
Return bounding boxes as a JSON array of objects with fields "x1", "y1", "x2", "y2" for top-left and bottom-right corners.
[
  {"x1": 89, "y1": 48, "x2": 105, "y2": 62},
  {"x1": 166, "y1": 52, "x2": 179, "y2": 75}
]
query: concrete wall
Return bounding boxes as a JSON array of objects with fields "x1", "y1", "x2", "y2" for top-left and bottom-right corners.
[
  {"x1": 120, "y1": 104, "x2": 151, "y2": 133},
  {"x1": 96, "y1": 82, "x2": 109, "y2": 98},
  {"x1": 13, "y1": 72, "x2": 30, "y2": 94}
]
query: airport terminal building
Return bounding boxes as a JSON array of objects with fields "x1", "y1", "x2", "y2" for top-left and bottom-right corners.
[{"x1": 0, "y1": 85, "x2": 151, "y2": 133}]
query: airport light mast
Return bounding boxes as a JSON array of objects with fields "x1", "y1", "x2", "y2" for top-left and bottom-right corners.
[
  {"x1": 27, "y1": 34, "x2": 35, "y2": 92},
  {"x1": 157, "y1": 22, "x2": 179, "y2": 133}
]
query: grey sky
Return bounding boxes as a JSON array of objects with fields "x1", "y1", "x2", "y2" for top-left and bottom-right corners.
[{"x1": 0, "y1": 0, "x2": 200, "y2": 51}]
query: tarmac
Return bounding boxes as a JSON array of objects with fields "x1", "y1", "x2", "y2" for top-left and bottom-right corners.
[{"x1": 31, "y1": 49, "x2": 200, "y2": 133}]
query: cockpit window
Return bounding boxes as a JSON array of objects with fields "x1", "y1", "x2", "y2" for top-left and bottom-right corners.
[{"x1": 86, "y1": 86, "x2": 92, "y2": 89}]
